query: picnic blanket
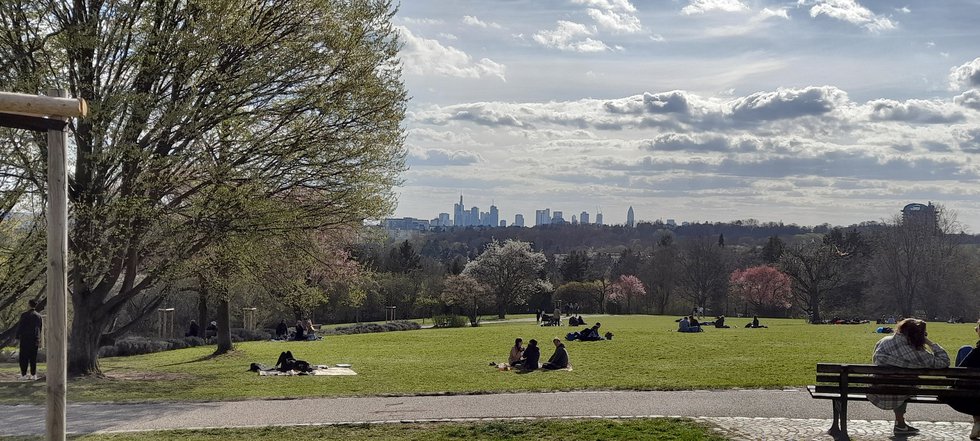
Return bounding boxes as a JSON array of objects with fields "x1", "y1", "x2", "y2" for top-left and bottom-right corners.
[
  {"x1": 494, "y1": 363, "x2": 573, "y2": 372},
  {"x1": 258, "y1": 365, "x2": 357, "y2": 376}
]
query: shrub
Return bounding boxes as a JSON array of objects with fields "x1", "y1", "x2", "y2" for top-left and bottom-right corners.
[
  {"x1": 230, "y1": 328, "x2": 271, "y2": 342},
  {"x1": 320, "y1": 321, "x2": 422, "y2": 336},
  {"x1": 99, "y1": 335, "x2": 210, "y2": 358},
  {"x1": 432, "y1": 315, "x2": 468, "y2": 328}
]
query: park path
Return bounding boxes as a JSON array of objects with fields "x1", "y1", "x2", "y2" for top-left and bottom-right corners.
[{"x1": 0, "y1": 389, "x2": 975, "y2": 440}]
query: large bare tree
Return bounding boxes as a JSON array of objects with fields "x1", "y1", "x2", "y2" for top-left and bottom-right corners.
[{"x1": 0, "y1": 0, "x2": 406, "y2": 375}]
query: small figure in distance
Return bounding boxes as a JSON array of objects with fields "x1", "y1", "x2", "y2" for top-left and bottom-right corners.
[
  {"x1": 941, "y1": 319, "x2": 980, "y2": 439},
  {"x1": 520, "y1": 339, "x2": 540, "y2": 371},
  {"x1": 568, "y1": 315, "x2": 579, "y2": 326},
  {"x1": 17, "y1": 300, "x2": 43, "y2": 381},
  {"x1": 508, "y1": 338, "x2": 525, "y2": 366},
  {"x1": 542, "y1": 338, "x2": 570, "y2": 370},
  {"x1": 304, "y1": 319, "x2": 318, "y2": 340},
  {"x1": 535, "y1": 309, "x2": 542, "y2": 324},
  {"x1": 868, "y1": 318, "x2": 949, "y2": 436},
  {"x1": 715, "y1": 315, "x2": 730, "y2": 329},
  {"x1": 275, "y1": 319, "x2": 288, "y2": 340},
  {"x1": 185, "y1": 319, "x2": 200, "y2": 338},
  {"x1": 293, "y1": 320, "x2": 306, "y2": 341},
  {"x1": 745, "y1": 316, "x2": 767, "y2": 328},
  {"x1": 576, "y1": 315, "x2": 586, "y2": 325}
]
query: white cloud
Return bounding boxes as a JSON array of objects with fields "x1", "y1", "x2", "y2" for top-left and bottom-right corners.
[
  {"x1": 949, "y1": 58, "x2": 980, "y2": 91},
  {"x1": 955, "y1": 89, "x2": 980, "y2": 111},
  {"x1": 587, "y1": 8, "x2": 643, "y2": 33},
  {"x1": 759, "y1": 8, "x2": 790, "y2": 20},
  {"x1": 866, "y1": 99, "x2": 966, "y2": 124},
  {"x1": 407, "y1": 148, "x2": 482, "y2": 166},
  {"x1": 439, "y1": 33, "x2": 458, "y2": 41},
  {"x1": 462, "y1": 15, "x2": 502, "y2": 29},
  {"x1": 800, "y1": 0, "x2": 896, "y2": 32},
  {"x1": 533, "y1": 21, "x2": 611, "y2": 52},
  {"x1": 400, "y1": 17, "x2": 444, "y2": 25},
  {"x1": 571, "y1": 0, "x2": 637, "y2": 12},
  {"x1": 681, "y1": 0, "x2": 749, "y2": 15},
  {"x1": 397, "y1": 27, "x2": 507, "y2": 81}
]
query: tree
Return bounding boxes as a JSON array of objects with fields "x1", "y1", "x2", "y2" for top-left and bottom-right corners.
[
  {"x1": 679, "y1": 236, "x2": 729, "y2": 312},
  {"x1": 760, "y1": 236, "x2": 785, "y2": 264},
  {"x1": 463, "y1": 240, "x2": 547, "y2": 319},
  {"x1": 0, "y1": 0, "x2": 407, "y2": 375},
  {"x1": 608, "y1": 275, "x2": 646, "y2": 314},
  {"x1": 440, "y1": 274, "x2": 489, "y2": 327},
  {"x1": 868, "y1": 210, "x2": 960, "y2": 317},
  {"x1": 729, "y1": 266, "x2": 792, "y2": 315},
  {"x1": 554, "y1": 281, "x2": 603, "y2": 313},
  {"x1": 779, "y1": 242, "x2": 844, "y2": 323},
  {"x1": 648, "y1": 233, "x2": 680, "y2": 314},
  {"x1": 558, "y1": 250, "x2": 590, "y2": 283}
]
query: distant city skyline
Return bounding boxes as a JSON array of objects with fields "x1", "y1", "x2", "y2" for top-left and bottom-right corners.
[{"x1": 393, "y1": 1, "x2": 980, "y2": 231}]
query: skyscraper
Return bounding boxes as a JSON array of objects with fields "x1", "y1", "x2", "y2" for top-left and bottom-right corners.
[
  {"x1": 552, "y1": 211, "x2": 564, "y2": 224},
  {"x1": 453, "y1": 195, "x2": 464, "y2": 226},
  {"x1": 580, "y1": 211, "x2": 590, "y2": 224},
  {"x1": 595, "y1": 212, "x2": 603, "y2": 225},
  {"x1": 489, "y1": 204, "x2": 499, "y2": 228},
  {"x1": 535, "y1": 209, "x2": 551, "y2": 226},
  {"x1": 626, "y1": 206, "x2": 635, "y2": 228},
  {"x1": 515, "y1": 214, "x2": 525, "y2": 227},
  {"x1": 438, "y1": 213, "x2": 451, "y2": 226},
  {"x1": 571, "y1": 214, "x2": 578, "y2": 224},
  {"x1": 470, "y1": 207, "x2": 479, "y2": 226}
]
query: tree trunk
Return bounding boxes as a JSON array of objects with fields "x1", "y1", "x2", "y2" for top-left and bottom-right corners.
[
  {"x1": 214, "y1": 298, "x2": 233, "y2": 355},
  {"x1": 67, "y1": 314, "x2": 108, "y2": 376},
  {"x1": 197, "y1": 292, "x2": 208, "y2": 338},
  {"x1": 496, "y1": 300, "x2": 506, "y2": 319},
  {"x1": 809, "y1": 295, "x2": 821, "y2": 323}
]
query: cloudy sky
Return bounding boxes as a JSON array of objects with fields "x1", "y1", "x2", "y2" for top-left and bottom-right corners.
[{"x1": 393, "y1": 0, "x2": 980, "y2": 229}]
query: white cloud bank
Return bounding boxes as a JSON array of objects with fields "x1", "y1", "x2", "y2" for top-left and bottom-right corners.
[
  {"x1": 533, "y1": 21, "x2": 612, "y2": 52},
  {"x1": 682, "y1": 0, "x2": 750, "y2": 15},
  {"x1": 799, "y1": 0, "x2": 896, "y2": 32},
  {"x1": 397, "y1": 27, "x2": 507, "y2": 81}
]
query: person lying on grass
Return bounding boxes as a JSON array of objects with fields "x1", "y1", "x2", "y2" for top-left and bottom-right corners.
[{"x1": 542, "y1": 338, "x2": 570, "y2": 370}]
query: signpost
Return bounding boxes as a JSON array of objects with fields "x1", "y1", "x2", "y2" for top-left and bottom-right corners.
[{"x1": 0, "y1": 90, "x2": 87, "y2": 441}]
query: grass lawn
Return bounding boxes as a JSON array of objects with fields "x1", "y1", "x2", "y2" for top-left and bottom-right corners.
[
  {"x1": 4, "y1": 418, "x2": 729, "y2": 441},
  {"x1": 0, "y1": 315, "x2": 975, "y2": 404}
]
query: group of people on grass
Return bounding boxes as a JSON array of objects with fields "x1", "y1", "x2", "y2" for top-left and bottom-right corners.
[
  {"x1": 274, "y1": 319, "x2": 319, "y2": 341},
  {"x1": 677, "y1": 315, "x2": 765, "y2": 332},
  {"x1": 870, "y1": 318, "x2": 980, "y2": 438},
  {"x1": 498, "y1": 337, "x2": 570, "y2": 371}
]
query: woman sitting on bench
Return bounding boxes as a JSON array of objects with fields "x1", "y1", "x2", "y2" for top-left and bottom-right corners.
[
  {"x1": 943, "y1": 319, "x2": 980, "y2": 439},
  {"x1": 869, "y1": 318, "x2": 949, "y2": 436}
]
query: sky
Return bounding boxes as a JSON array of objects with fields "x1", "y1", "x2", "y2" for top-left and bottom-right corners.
[{"x1": 392, "y1": 0, "x2": 980, "y2": 229}]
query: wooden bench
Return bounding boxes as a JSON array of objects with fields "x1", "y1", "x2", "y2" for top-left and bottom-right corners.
[{"x1": 808, "y1": 363, "x2": 980, "y2": 438}]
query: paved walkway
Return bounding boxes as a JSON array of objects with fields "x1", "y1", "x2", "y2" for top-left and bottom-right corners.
[{"x1": 0, "y1": 389, "x2": 975, "y2": 439}]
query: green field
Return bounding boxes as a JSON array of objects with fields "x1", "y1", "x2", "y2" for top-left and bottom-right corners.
[
  {"x1": 1, "y1": 418, "x2": 727, "y2": 441},
  {"x1": 0, "y1": 315, "x2": 975, "y2": 404}
]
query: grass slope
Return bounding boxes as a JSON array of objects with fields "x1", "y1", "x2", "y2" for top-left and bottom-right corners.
[{"x1": 0, "y1": 315, "x2": 975, "y2": 404}]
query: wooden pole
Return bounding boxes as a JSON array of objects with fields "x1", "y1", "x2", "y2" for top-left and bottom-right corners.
[
  {"x1": 45, "y1": 89, "x2": 69, "y2": 441},
  {"x1": 0, "y1": 91, "x2": 86, "y2": 118}
]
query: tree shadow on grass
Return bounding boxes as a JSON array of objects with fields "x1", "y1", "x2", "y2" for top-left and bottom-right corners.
[{"x1": 159, "y1": 350, "x2": 231, "y2": 367}]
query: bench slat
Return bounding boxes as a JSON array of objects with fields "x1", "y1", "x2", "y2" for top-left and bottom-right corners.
[
  {"x1": 814, "y1": 375, "x2": 980, "y2": 388},
  {"x1": 812, "y1": 385, "x2": 980, "y2": 398},
  {"x1": 816, "y1": 363, "x2": 980, "y2": 378}
]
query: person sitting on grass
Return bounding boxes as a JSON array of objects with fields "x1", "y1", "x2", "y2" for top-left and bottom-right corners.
[
  {"x1": 294, "y1": 320, "x2": 306, "y2": 341},
  {"x1": 941, "y1": 319, "x2": 980, "y2": 439},
  {"x1": 185, "y1": 320, "x2": 200, "y2": 338},
  {"x1": 689, "y1": 316, "x2": 702, "y2": 330},
  {"x1": 304, "y1": 319, "x2": 318, "y2": 340},
  {"x1": 275, "y1": 319, "x2": 289, "y2": 340},
  {"x1": 745, "y1": 316, "x2": 767, "y2": 328},
  {"x1": 568, "y1": 316, "x2": 579, "y2": 326},
  {"x1": 868, "y1": 318, "x2": 949, "y2": 436},
  {"x1": 518, "y1": 339, "x2": 540, "y2": 371},
  {"x1": 576, "y1": 315, "x2": 586, "y2": 325},
  {"x1": 714, "y1": 315, "x2": 730, "y2": 329},
  {"x1": 508, "y1": 338, "x2": 525, "y2": 366},
  {"x1": 542, "y1": 338, "x2": 569, "y2": 370}
]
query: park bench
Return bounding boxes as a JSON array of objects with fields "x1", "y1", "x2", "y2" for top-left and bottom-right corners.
[{"x1": 808, "y1": 363, "x2": 980, "y2": 438}]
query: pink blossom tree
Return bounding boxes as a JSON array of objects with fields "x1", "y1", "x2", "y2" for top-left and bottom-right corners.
[
  {"x1": 729, "y1": 265, "x2": 792, "y2": 315},
  {"x1": 608, "y1": 275, "x2": 647, "y2": 314}
]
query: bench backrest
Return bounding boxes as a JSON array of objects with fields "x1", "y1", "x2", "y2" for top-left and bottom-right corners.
[{"x1": 814, "y1": 363, "x2": 980, "y2": 398}]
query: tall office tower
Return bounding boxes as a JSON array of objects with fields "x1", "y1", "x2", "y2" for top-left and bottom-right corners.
[
  {"x1": 489, "y1": 204, "x2": 499, "y2": 228},
  {"x1": 535, "y1": 209, "x2": 551, "y2": 226},
  {"x1": 438, "y1": 213, "x2": 450, "y2": 226},
  {"x1": 552, "y1": 211, "x2": 564, "y2": 224},
  {"x1": 580, "y1": 211, "x2": 590, "y2": 224},
  {"x1": 499, "y1": 220, "x2": 507, "y2": 227},
  {"x1": 453, "y1": 195, "x2": 464, "y2": 226},
  {"x1": 515, "y1": 214, "x2": 525, "y2": 227},
  {"x1": 470, "y1": 207, "x2": 479, "y2": 226},
  {"x1": 596, "y1": 212, "x2": 603, "y2": 225},
  {"x1": 626, "y1": 206, "x2": 635, "y2": 228},
  {"x1": 480, "y1": 211, "x2": 489, "y2": 226},
  {"x1": 571, "y1": 214, "x2": 578, "y2": 224}
]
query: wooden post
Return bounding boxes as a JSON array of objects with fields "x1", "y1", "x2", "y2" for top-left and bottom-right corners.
[
  {"x1": 45, "y1": 88, "x2": 69, "y2": 441},
  {"x1": 157, "y1": 308, "x2": 175, "y2": 338},
  {"x1": 242, "y1": 308, "x2": 257, "y2": 331}
]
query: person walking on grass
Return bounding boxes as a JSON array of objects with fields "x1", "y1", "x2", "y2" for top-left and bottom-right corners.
[
  {"x1": 16, "y1": 300, "x2": 43, "y2": 381},
  {"x1": 868, "y1": 318, "x2": 949, "y2": 436}
]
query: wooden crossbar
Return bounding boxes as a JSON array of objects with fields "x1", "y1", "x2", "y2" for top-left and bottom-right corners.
[{"x1": 0, "y1": 91, "x2": 87, "y2": 118}]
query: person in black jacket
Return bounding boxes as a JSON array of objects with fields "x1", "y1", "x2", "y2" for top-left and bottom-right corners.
[
  {"x1": 275, "y1": 320, "x2": 289, "y2": 340},
  {"x1": 17, "y1": 300, "x2": 43, "y2": 380},
  {"x1": 185, "y1": 320, "x2": 200, "y2": 338},
  {"x1": 943, "y1": 319, "x2": 980, "y2": 439},
  {"x1": 542, "y1": 338, "x2": 569, "y2": 370},
  {"x1": 518, "y1": 339, "x2": 540, "y2": 371}
]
